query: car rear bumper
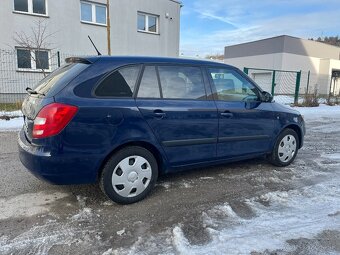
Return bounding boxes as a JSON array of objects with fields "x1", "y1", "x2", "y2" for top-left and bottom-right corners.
[{"x1": 18, "y1": 129, "x2": 99, "y2": 185}]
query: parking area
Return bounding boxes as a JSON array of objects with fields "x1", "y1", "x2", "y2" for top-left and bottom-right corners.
[{"x1": 0, "y1": 106, "x2": 339, "y2": 255}]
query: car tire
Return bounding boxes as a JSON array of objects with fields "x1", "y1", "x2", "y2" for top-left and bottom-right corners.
[
  {"x1": 268, "y1": 128, "x2": 299, "y2": 167},
  {"x1": 100, "y1": 146, "x2": 158, "y2": 204}
]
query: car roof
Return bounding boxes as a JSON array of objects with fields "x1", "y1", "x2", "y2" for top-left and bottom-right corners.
[{"x1": 76, "y1": 56, "x2": 234, "y2": 68}]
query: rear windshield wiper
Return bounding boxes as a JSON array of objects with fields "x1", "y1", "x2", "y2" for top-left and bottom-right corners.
[{"x1": 26, "y1": 87, "x2": 45, "y2": 96}]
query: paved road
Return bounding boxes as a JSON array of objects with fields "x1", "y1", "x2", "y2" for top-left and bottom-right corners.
[{"x1": 0, "y1": 116, "x2": 339, "y2": 255}]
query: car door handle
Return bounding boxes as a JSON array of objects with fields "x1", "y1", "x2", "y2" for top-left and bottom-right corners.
[
  {"x1": 220, "y1": 112, "x2": 233, "y2": 118},
  {"x1": 153, "y1": 110, "x2": 166, "y2": 119}
]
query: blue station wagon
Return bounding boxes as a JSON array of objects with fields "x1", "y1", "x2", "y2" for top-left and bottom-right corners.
[{"x1": 18, "y1": 56, "x2": 305, "y2": 204}]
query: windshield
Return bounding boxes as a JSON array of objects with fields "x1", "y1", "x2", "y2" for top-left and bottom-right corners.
[{"x1": 33, "y1": 63, "x2": 89, "y2": 97}]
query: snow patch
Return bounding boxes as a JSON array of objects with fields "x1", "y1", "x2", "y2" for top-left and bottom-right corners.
[
  {"x1": 0, "y1": 192, "x2": 69, "y2": 220},
  {"x1": 71, "y1": 207, "x2": 93, "y2": 221},
  {"x1": 293, "y1": 104, "x2": 340, "y2": 121},
  {"x1": 199, "y1": 176, "x2": 214, "y2": 180},
  {"x1": 0, "y1": 110, "x2": 22, "y2": 117},
  {"x1": 322, "y1": 153, "x2": 340, "y2": 161},
  {"x1": 111, "y1": 171, "x2": 340, "y2": 254},
  {"x1": 116, "y1": 228, "x2": 125, "y2": 236},
  {"x1": 0, "y1": 117, "x2": 23, "y2": 131}
]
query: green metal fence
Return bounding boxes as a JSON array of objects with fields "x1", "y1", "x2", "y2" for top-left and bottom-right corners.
[{"x1": 244, "y1": 67, "x2": 302, "y2": 105}]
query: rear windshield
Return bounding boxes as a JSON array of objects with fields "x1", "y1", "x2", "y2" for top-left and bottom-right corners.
[{"x1": 33, "y1": 63, "x2": 89, "y2": 97}]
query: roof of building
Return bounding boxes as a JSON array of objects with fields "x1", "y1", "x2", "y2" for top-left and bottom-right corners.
[{"x1": 225, "y1": 35, "x2": 340, "y2": 60}]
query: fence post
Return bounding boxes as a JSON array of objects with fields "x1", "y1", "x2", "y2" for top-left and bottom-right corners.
[
  {"x1": 306, "y1": 70, "x2": 310, "y2": 94},
  {"x1": 271, "y1": 70, "x2": 276, "y2": 96},
  {"x1": 294, "y1": 71, "x2": 302, "y2": 105},
  {"x1": 57, "y1": 51, "x2": 61, "y2": 67},
  {"x1": 243, "y1": 67, "x2": 249, "y2": 75}
]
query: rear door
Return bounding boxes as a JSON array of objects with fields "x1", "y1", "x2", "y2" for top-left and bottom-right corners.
[
  {"x1": 206, "y1": 67, "x2": 275, "y2": 159},
  {"x1": 136, "y1": 64, "x2": 218, "y2": 166}
]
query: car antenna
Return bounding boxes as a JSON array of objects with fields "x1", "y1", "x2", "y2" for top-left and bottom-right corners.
[{"x1": 88, "y1": 35, "x2": 102, "y2": 56}]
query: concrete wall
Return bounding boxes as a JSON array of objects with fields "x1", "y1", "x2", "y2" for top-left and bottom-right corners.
[
  {"x1": 0, "y1": 0, "x2": 181, "y2": 101},
  {"x1": 225, "y1": 35, "x2": 340, "y2": 60},
  {"x1": 224, "y1": 35, "x2": 340, "y2": 97},
  {"x1": 224, "y1": 53, "x2": 284, "y2": 71},
  {"x1": 0, "y1": 0, "x2": 181, "y2": 56}
]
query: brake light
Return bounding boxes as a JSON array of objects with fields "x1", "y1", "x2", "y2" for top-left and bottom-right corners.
[{"x1": 33, "y1": 103, "x2": 78, "y2": 139}]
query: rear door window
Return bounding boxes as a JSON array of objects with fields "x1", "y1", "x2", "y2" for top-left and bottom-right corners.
[
  {"x1": 137, "y1": 66, "x2": 161, "y2": 98},
  {"x1": 157, "y1": 66, "x2": 206, "y2": 100},
  {"x1": 95, "y1": 65, "x2": 140, "y2": 97}
]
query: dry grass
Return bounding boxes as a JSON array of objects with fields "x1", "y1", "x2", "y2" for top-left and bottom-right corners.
[
  {"x1": 295, "y1": 89, "x2": 319, "y2": 107},
  {"x1": 0, "y1": 102, "x2": 23, "y2": 112}
]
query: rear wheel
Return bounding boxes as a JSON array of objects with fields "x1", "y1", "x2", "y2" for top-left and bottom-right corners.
[
  {"x1": 100, "y1": 146, "x2": 158, "y2": 204},
  {"x1": 268, "y1": 129, "x2": 299, "y2": 167}
]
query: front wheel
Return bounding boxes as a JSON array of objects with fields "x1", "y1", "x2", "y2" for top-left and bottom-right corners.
[
  {"x1": 268, "y1": 129, "x2": 299, "y2": 167},
  {"x1": 100, "y1": 146, "x2": 158, "y2": 204}
]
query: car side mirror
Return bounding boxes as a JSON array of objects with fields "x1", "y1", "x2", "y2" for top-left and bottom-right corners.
[{"x1": 261, "y1": 91, "x2": 273, "y2": 102}]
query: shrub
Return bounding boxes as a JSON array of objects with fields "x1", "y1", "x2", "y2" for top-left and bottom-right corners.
[{"x1": 296, "y1": 88, "x2": 319, "y2": 107}]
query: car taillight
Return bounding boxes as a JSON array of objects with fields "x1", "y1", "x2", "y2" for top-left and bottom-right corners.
[{"x1": 33, "y1": 103, "x2": 78, "y2": 139}]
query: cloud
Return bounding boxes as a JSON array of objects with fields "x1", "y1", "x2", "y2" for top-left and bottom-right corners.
[{"x1": 180, "y1": 0, "x2": 340, "y2": 56}]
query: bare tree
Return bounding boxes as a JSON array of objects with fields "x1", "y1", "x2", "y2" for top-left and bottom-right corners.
[
  {"x1": 205, "y1": 54, "x2": 224, "y2": 61},
  {"x1": 13, "y1": 19, "x2": 57, "y2": 76}
]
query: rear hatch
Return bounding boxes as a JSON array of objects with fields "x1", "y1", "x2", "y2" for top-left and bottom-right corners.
[{"x1": 22, "y1": 60, "x2": 91, "y2": 142}]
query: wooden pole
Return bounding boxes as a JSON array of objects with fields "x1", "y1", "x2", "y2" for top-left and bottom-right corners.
[{"x1": 107, "y1": 0, "x2": 111, "y2": 55}]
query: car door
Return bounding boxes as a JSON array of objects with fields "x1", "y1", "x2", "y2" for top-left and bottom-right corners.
[
  {"x1": 206, "y1": 67, "x2": 275, "y2": 159},
  {"x1": 135, "y1": 64, "x2": 218, "y2": 167}
]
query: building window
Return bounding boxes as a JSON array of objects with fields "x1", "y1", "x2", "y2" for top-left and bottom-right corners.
[
  {"x1": 80, "y1": 1, "x2": 107, "y2": 26},
  {"x1": 14, "y1": 0, "x2": 47, "y2": 16},
  {"x1": 138, "y1": 12, "x2": 159, "y2": 34},
  {"x1": 16, "y1": 48, "x2": 50, "y2": 71}
]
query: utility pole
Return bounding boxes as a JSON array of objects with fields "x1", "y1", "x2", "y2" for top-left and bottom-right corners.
[{"x1": 107, "y1": 0, "x2": 111, "y2": 55}]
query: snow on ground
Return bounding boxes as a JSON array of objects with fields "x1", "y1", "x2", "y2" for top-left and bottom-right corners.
[
  {"x1": 0, "y1": 110, "x2": 22, "y2": 117},
  {"x1": 0, "y1": 117, "x2": 23, "y2": 132},
  {"x1": 0, "y1": 192, "x2": 69, "y2": 220},
  {"x1": 293, "y1": 104, "x2": 340, "y2": 121},
  {"x1": 111, "y1": 159, "x2": 340, "y2": 255}
]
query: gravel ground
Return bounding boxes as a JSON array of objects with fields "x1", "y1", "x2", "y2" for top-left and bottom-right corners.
[{"x1": 0, "y1": 112, "x2": 339, "y2": 255}]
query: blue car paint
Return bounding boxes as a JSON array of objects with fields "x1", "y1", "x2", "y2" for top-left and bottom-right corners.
[{"x1": 18, "y1": 56, "x2": 305, "y2": 185}]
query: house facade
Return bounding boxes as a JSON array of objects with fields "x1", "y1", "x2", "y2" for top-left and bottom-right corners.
[
  {"x1": 224, "y1": 35, "x2": 340, "y2": 96},
  {"x1": 0, "y1": 0, "x2": 181, "y2": 102}
]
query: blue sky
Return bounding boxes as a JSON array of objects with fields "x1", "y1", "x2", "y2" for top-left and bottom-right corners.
[{"x1": 180, "y1": 0, "x2": 340, "y2": 57}]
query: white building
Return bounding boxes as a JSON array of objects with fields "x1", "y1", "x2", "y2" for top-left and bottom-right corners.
[
  {"x1": 0, "y1": 0, "x2": 181, "y2": 102},
  {"x1": 224, "y1": 35, "x2": 340, "y2": 96}
]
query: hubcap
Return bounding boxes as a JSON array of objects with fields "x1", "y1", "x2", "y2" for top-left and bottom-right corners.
[
  {"x1": 112, "y1": 156, "x2": 152, "y2": 198},
  {"x1": 278, "y1": 135, "x2": 297, "y2": 163}
]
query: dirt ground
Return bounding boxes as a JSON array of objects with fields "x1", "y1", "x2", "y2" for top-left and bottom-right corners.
[{"x1": 0, "y1": 114, "x2": 339, "y2": 255}]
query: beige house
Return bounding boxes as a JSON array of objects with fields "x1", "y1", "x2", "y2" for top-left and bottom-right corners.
[{"x1": 224, "y1": 35, "x2": 340, "y2": 96}]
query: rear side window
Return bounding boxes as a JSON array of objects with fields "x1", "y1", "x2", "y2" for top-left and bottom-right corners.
[
  {"x1": 137, "y1": 66, "x2": 160, "y2": 98},
  {"x1": 33, "y1": 63, "x2": 89, "y2": 97},
  {"x1": 95, "y1": 65, "x2": 140, "y2": 97},
  {"x1": 158, "y1": 66, "x2": 206, "y2": 100}
]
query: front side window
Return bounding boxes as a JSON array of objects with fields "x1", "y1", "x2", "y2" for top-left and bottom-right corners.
[
  {"x1": 80, "y1": 1, "x2": 107, "y2": 25},
  {"x1": 16, "y1": 48, "x2": 50, "y2": 71},
  {"x1": 208, "y1": 68, "x2": 259, "y2": 102},
  {"x1": 158, "y1": 66, "x2": 206, "y2": 100},
  {"x1": 137, "y1": 12, "x2": 159, "y2": 34},
  {"x1": 14, "y1": 0, "x2": 47, "y2": 15},
  {"x1": 95, "y1": 66, "x2": 140, "y2": 97}
]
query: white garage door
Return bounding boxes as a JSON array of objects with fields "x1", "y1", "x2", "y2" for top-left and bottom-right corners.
[{"x1": 251, "y1": 72, "x2": 272, "y2": 92}]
